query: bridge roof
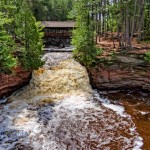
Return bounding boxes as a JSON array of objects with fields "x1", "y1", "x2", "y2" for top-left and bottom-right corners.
[{"x1": 41, "y1": 21, "x2": 75, "y2": 28}]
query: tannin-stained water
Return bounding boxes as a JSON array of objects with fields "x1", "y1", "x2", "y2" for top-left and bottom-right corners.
[
  {"x1": 0, "y1": 54, "x2": 148, "y2": 150},
  {"x1": 99, "y1": 90, "x2": 150, "y2": 150}
]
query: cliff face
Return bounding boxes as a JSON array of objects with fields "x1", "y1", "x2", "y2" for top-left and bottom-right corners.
[
  {"x1": 87, "y1": 56, "x2": 150, "y2": 91},
  {"x1": 0, "y1": 67, "x2": 31, "y2": 98}
]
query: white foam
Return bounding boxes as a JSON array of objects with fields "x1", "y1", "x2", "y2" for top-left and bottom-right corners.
[
  {"x1": 0, "y1": 92, "x2": 144, "y2": 150},
  {"x1": 140, "y1": 111, "x2": 149, "y2": 115},
  {"x1": 103, "y1": 103, "x2": 126, "y2": 117},
  {"x1": 94, "y1": 91, "x2": 126, "y2": 117},
  {"x1": 133, "y1": 137, "x2": 143, "y2": 150}
]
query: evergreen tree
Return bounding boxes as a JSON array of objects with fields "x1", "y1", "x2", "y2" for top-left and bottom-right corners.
[
  {"x1": 30, "y1": 0, "x2": 74, "y2": 21},
  {"x1": 15, "y1": 0, "x2": 44, "y2": 70},
  {"x1": 72, "y1": 0, "x2": 100, "y2": 66},
  {"x1": 0, "y1": 1, "x2": 17, "y2": 73}
]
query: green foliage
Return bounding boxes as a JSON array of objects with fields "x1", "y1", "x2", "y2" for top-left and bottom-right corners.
[
  {"x1": 0, "y1": 3, "x2": 17, "y2": 73},
  {"x1": 109, "y1": 51, "x2": 117, "y2": 60},
  {"x1": 144, "y1": 52, "x2": 150, "y2": 63},
  {"x1": 14, "y1": 0, "x2": 44, "y2": 70},
  {"x1": 67, "y1": 0, "x2": 76, "y2": 20},
  {"x1": 144, "y1": 2, "x2": 150, "y2": 40},
  {"x1": 0, "y1": 29, "x2": 17, "y2": 73},
  {"x1": 30, "y1": 0, "x2": 73, "y2": 21},
  {"x1": 72, "y1": 0, "x2": 100, "y2": 66},
  {"x1": 0, "y1": 0, "x2": 44, "y2": 73}
]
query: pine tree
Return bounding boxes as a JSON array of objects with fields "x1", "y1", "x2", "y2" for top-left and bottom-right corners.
[
  {"x1": 14, "y1": 0, "x2": 44, "y2": 70},
  {"x1": 72, "y1": 0, "x2": 100, "y2": 66},
  {"x1": 0, "y1": 1, "x2": 17, "y2": 73}
]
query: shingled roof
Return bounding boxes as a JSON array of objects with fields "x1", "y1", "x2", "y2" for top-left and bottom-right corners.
[{"x1": 41, "y1": 21, "x2": 75, "y2": 28}]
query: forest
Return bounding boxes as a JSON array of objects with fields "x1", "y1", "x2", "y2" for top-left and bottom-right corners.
[
  {"x1": 0, "y1": 0, "x2": 150, "y2": 70},
  {"x1": 72, "y1": 0, "x2": 150, "y2": 65}
]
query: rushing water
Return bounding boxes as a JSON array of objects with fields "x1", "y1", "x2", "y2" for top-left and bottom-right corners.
[
  {"x1": 0, "y1": 53, "x2": 149, "y2": 150},
  {"x1": 99, "y1": 90, "x2": 150, "y2": 150},
  {"x1": 0, "y1": 91, "x2": 146, "y2": 150}
]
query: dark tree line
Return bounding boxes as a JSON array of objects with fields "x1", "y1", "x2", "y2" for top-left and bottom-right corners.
[{"x1": 29, "y1": 0, "x2": 73, "y2": 21}]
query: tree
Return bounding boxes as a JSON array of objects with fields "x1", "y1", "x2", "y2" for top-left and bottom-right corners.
[
  {"x1": 144, "y1": 0, "x2": 150, "y2": 40},
  {"x1": 72, "y1": 0, "x2": 100, "y2": 66},
  {"x1": 14, "y1": 0, "x2": 44, "y2": 70},
  {"x1": 137, "y1": 0, "x2": 145, "y2": 42},
  {"x1": 30, "y1": 0, "x2": 74, "y2": 21},
  {"x1": 0, "y1": 1, "x2": 17, "y2": 73}
]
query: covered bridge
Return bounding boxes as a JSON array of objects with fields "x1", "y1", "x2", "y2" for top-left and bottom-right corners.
[{"x1": 41, "y1": 21, "x2": 75, "y2": 47}]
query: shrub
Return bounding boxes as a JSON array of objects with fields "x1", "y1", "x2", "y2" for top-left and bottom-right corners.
[{"x1": 144, "y1": 52, "x2": 150, "y2": 63}]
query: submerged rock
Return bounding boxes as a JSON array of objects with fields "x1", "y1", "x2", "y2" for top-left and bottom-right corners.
[{"x1": 0, "y1": 98, "x2": 8, "y2": 105}]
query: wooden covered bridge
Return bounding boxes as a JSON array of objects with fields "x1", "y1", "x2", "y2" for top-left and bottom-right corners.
[{"x1": 41, "y1": 21, "x2": 75, "y2": 48}]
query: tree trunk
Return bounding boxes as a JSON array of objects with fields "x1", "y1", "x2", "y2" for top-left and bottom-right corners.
[
  {"x1": 130, "y1": 0, "x2": 137, "y2": 41},
  {"x1": 137, "y1": 0, "x2": 145, "y2": 42},
  {"x1": 126, "y1": 0, "x2": 131, "y2": 48}
]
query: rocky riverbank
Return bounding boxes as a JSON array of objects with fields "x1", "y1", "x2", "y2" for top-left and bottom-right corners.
[
  {"x1": 87, "y1": 55, "x2": 150, "y2": 91},
  {"x1": 0, "y1": 67, "x2": 31, "y2": 98}
]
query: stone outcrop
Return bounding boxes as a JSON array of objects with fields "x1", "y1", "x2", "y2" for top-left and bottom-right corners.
[
  {"x1": 87, "y1": 56, "x2": 150, "y2": 91},
  {"x1": 0, "y1": 67, "x2": 31, "y2": 98}
]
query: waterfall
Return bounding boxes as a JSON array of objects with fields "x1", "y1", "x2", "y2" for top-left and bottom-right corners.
[{"x1": 0, "y1": 53, "x2": 143, "y2": 150}]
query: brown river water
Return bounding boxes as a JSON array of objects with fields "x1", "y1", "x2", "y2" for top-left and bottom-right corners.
[
  {"x1": 99, "y1": 90, "x2": 150, "y2": 150},
  {"x1": 0, "y1": 54, "x2": 150, "y2": 150}
]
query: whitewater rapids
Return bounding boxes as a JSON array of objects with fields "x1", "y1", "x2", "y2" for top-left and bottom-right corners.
[{"x1": 0, "y1": 53, "x2": 143, "y2": 150}]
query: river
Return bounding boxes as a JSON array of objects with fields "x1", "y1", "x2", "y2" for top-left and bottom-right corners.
[{"x1": 0, "y1": 53, "x2": 149, "y2": 150}]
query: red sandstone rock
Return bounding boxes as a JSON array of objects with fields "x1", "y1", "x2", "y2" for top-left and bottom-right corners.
[
  {"x1": 0, "y1": 67, "x2": 31, "y2": 98},
  {"x1": 88, "y1": 61, "x2": 150, "y2": 91}
]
